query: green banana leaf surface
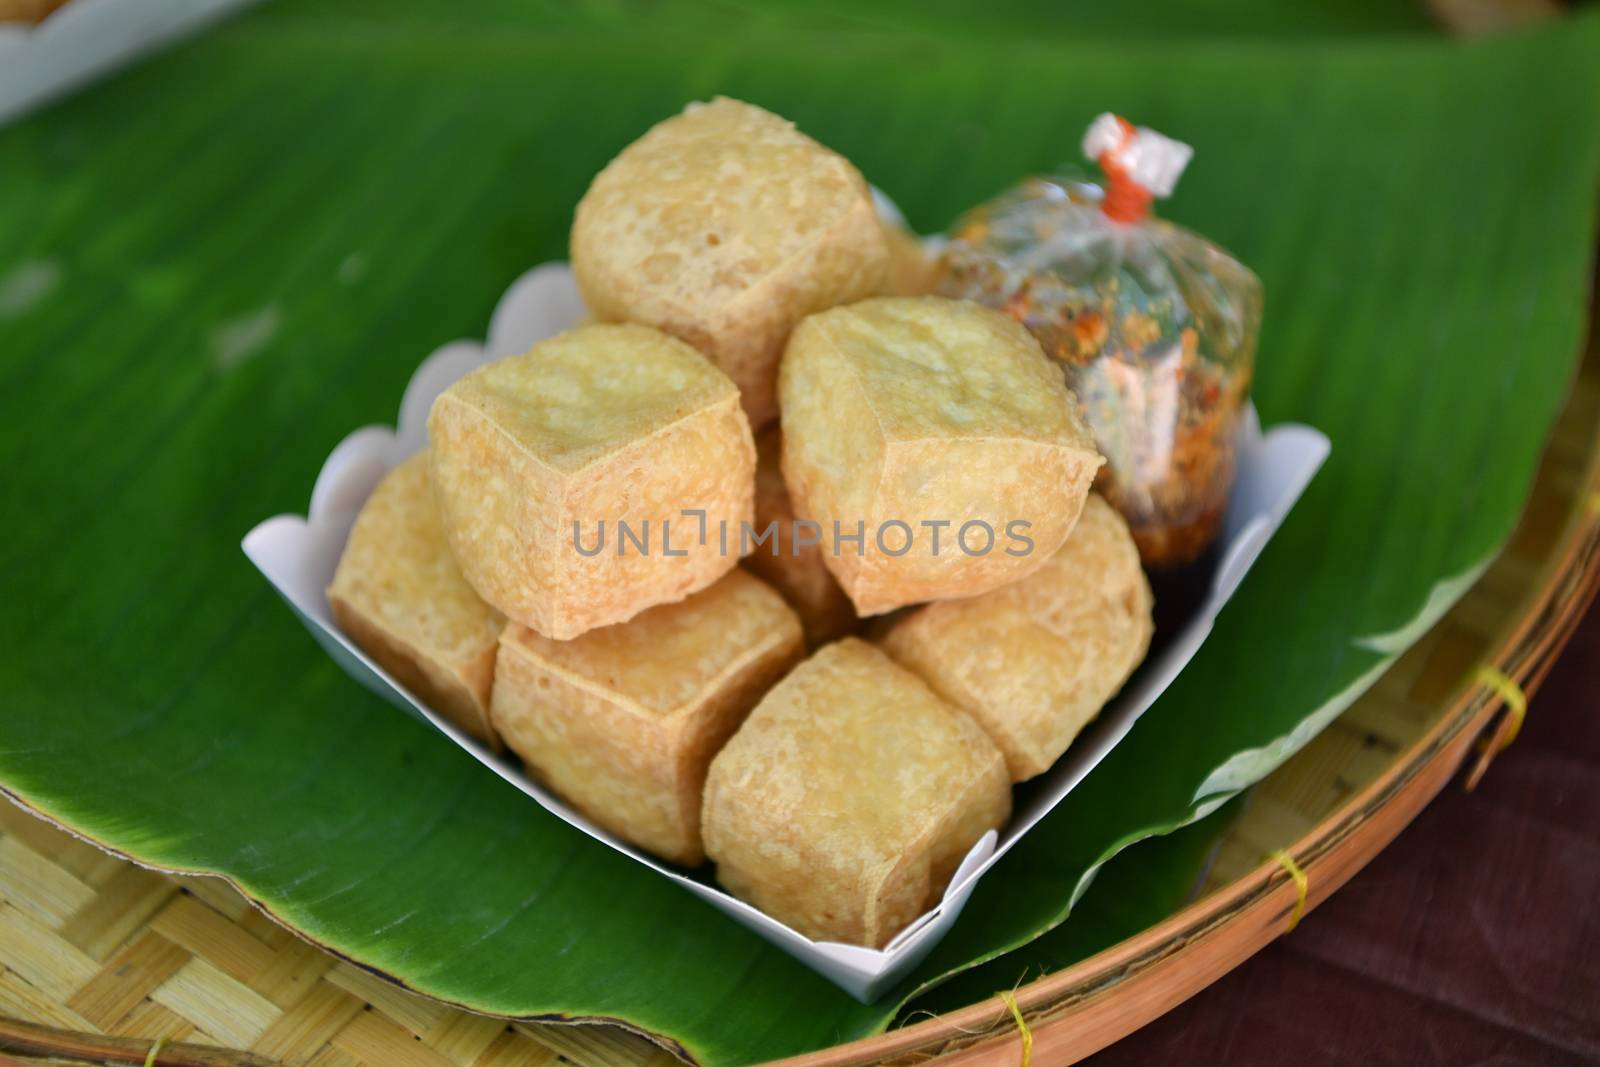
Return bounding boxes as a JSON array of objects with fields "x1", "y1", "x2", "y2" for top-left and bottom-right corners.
[
  {"x1": 910, "y1": 795, "x2": 1244, "y2": 1019},
  {"x1": 1, "y1": 4, "x2": 1598, "y2": 1065}
]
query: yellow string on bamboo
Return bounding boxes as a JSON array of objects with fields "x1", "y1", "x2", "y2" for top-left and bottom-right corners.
[
  {"x1": 1473, "y1": 665, "x2": 1526, "y2": 752},
  {"x1": 998, "y1": 989, "x2": 1032, "y2": 1067},
  {"x1": 1268, "y1": 849, "x2": 1308, "y2": 932},
  {"x1": 143, "y1": 1037, "x2": 166, "y2": 1067}
]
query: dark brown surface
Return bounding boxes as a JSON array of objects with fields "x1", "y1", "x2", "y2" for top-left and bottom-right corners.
[{"x1": 1087, "y1": 607, "x2": 1600, "y2": 1065}]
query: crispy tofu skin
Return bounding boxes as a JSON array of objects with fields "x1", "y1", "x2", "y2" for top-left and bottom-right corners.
[
  {"x1": 571, "y1": 97, "x2": 890, "y2": 429},
  {"x1": 327, "y1": 453, "x2": 505, "y2": 747},
  {"x1": 741, "y1": 425, "x2": 859, "y2": 647},
  {"x1": 427, "y1": 324, "x2": 754, "y2": 640},
  {"x1": 882, "y1": 496, "x2": 1153, "y2": 781},
  {"x1": 702, "y1": 638, "x2": 1010, "y2": 947},
  {"x1": 779, "y1": 296, "x2": 1103, "y2": 616},
  {"x1": 491, "y1": 570, "x2": 803, "y2": 866}
]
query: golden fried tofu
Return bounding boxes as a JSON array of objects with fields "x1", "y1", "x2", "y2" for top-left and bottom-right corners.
[
  {"x1": 779, "y1": 296, "x2": 1103, "y2": 615},
  {"x1": 882, "y1": 496, "x2": 1153, "y2": 781},
  {"x1": 327, "y1": 452, "x2": 504, "y2": 747},
  {"x1": 571, "y1": 97, "x2": 889, "y2": 429},
  {"x1": 702, "y1": 639, "x2": 1010, "y2": 947},
  {"x1": 741, "y1": 425, "x2": 858, "y2": 647},
  {"x1": 878, "y1": 218, "x2": 936, "y2": 297},
  {"x1": 428, "y1": 324, "x2": 754, "y2": 640},
  {"x1": 492, "y1": 569, "x2": 803, "y2": 866},
  {"x1": 0, "y1": 0, "x2": 71, "y2": 24}
]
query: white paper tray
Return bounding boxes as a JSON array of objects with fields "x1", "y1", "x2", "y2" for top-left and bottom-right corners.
[
  {"x1": 243, "y1": 259, "x2": 1327, "y2": 1001},
  {"x1": 0, "y1": 0, "x2": 260, "y2": 127}
]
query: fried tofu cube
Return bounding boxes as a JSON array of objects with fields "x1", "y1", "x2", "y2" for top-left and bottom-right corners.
[
  {"x1": 878, "y1": 217, "x2": 936, "y2": 297},
  {"x1": 491, "y1": 569, "x2": 803, "y2": 866},
  {"x1": 702, "y1": 638, "x2": 1010, "y2": 947},
  {"x1": 327, "y1": 452, "x2": 504, "y2": 747},
  {"x1": 882, "y1": 496, "x2": 1154, "y2": 781},
  {"x1": 571, "y1": 97, "x2": 890, "y2": 429},
  {"x1": 428, "y1": 323, "x2": 754, "y2": 640},
  {"x1": 779, "y1": 296, "x2": 1103, "y2": 616},
  {"x1": 741, "y1": 426, "x2": 858, "y2": 647}
]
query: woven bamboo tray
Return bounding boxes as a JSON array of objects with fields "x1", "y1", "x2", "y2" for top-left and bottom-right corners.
[{"x1": 2, "y1": 318, "x2": 1597, "y2": 1066}]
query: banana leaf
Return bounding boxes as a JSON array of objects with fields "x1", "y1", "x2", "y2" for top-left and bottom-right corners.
[
  {"x1": 286, "y1": 0, "x2": 1436, "y2": 40},
  {"x1": 909, "y1": 795, "x2": 1244, "y2": 1019},
  {"x1": 1, "y1": 5, "x2": 1598, "y2": 1065}
]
